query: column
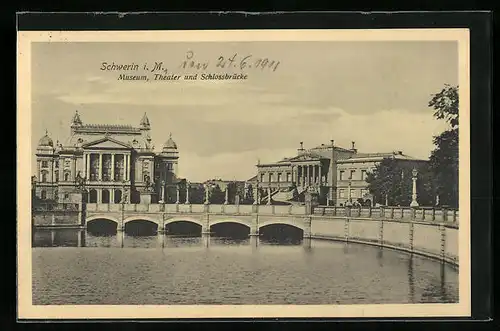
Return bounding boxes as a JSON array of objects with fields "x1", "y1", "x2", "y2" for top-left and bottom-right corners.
[
  {"x1": 306, "y1": 165, "x2": 310, "y2": 185},
  {"x1": 110, "y1": 189, "x2": 114, "y2": 204},
  {"x1": 124, "y1": 154, "x2": 128, "y2": 181},
  {"x1": 319, "y1": 164, "x2": 323, "y2": 184},
  {"x1": 185, "y1": 185, "x2": 190, "y2": 204},
  {"x1": 253, "y1": 184, "x2": 259, "y2": 205},
  {"x1": 86, "y1": 154, "x2": 91, "y2": 178},
  {"x1": 97, "y1": 189, "x2": 102, "y2": 203},
  {"x1": 312, "y1": 164, "x2": 316, "y2": 184},
  {"x1": 224, "y1": 187, "x2": 229, "y2": 205},
  {"x1": 176, "y1": 186, "x2": 180, "y2": 204},
  {"x1": 98, "y1": 154, "x2": 103, "y2": 181},
  {"x1": 111, "y1": 153, "x2": 115, "y2": 181},
  {"x1": 127, "y1": 155, "x2": 131, "y2": 181}
]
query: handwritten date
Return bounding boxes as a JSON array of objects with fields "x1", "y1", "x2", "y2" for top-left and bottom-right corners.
[{"x1": 180, "y1": 51, "x2": 280, "y2": 72}]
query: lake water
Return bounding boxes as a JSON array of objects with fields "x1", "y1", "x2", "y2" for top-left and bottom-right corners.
[{"x1": 32, "y1": 229, "x2": 459, "y2": 305}]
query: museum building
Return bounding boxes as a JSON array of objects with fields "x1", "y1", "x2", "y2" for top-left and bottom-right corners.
[
  {"x1": 253, "y1": 141, "x2": 428, "y2": 206},
  {"x1": 34, "y1": 111, "x2": 180, "y2": 204}
]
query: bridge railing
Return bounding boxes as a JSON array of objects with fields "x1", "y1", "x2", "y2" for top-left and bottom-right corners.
[
  {"x1": 85, "y1": 203, "x2": 308, "y2": 215},
  {"x1": 313, "y1": 205, "x2": 459, "y2": 224}
]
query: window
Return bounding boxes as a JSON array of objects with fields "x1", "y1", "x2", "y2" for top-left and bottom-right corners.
[
  {"x1": 64, "y1": 193, "x2": 69, "y2": 199},
  {"x1": 339, "y1": 189, "x2": 345, "y2": 198},
  {"x1": 167, "y1": 163, "x2": 173, "y2": 170},
  {"x1": 339, "y1": 170, "x2": 345, "y2": 181},
  {"x1": 268, "y1": 173, "x2": 273, "y2": 182},
  {"x1": 277, "y1": 173, "x2": 281, "y2": 183},
  {"x1": 64, "y1": 173, "x2": 70, "y2": 181},
  {"x1": 361, "y1": 170, "x2": 367, "y2": 180},
  {"x1": 40, "y1": 190, "x2": 46, "y2": 200},
  {"x1": 41, "y1": 161, "x2": 48, "y2": 168},
  {"x1": 41, "y1": 171, "x2": 47, "y2": 183},
  {"x1": 361, "y1": 189, "x2": 367, "y2": 197},
  {"x1": 260, "y1": 173, "x2": 265, "y2": 182},
  {"x1": 350, "y1": 170, "x2": 356, "y2": 180},
  {"x1": 55, "y1": 172, "x2": 59, "y2": 182},
  {"x1": 286, "y1": 173, "x2": 291, "y2": 182},
  {"x1": 55, "y1": 161, "x2": 59, "y2": 169},
  {"x1": 350, "y1": 189, "x2": 357, "y2": 198}
]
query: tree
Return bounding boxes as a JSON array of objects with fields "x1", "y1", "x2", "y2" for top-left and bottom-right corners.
[
  {"x1": 428, "y1": 84, "x2": 459, "y2": 208},
  {"x1": 366, "y1": 158, "x2": 412, "y2": 206}
]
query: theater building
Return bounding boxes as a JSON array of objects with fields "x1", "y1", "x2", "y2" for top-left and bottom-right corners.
[{"x1": 33, "y1": 111, "x2": 181, "y2": 204}]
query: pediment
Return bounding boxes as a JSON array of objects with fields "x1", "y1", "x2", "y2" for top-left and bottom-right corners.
[
  {"x1": 289, "y1": 154, "x2": 322, "y2": 162},
  {"x1": 82, "y1": 137, "x2": 132, "y2": 150}
]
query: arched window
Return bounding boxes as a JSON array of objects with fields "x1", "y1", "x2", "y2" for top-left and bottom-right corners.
[
  {"x1": 64, "y1": 172, "x2": 70, "y2": 181},
  {"x1": 40, "y1": 190, "x2": 46, "y2": 200},
  {"x1": 89, "y1": 189, "x2": 97, "y2": 203},
  {"x1": 55, "y1": 172, "x2": 59, "y2": 182},
  {"x1": 41, "y1": 171, "x2": 47, "y2": 183}
]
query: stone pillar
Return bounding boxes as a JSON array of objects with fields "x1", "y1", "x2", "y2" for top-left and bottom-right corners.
[
  {"x1": 110, "y1": 189, "x2": 114, "y2": 204},
  {"x1": 176, "y1": 186, "x2": 180, "y2": 204},
  {"x1": 185, "y1": 185, "x2": 190, "y2": 204},
  {"x1": 312, "y1": 164, "x2": 316, "y2": 184},
  {"x1": 318, "y1": 165, "x2": 322, "y2": 184},
  {"x1": 267, "y1": 186, "x2": 272, "y2": 205},
  {"x1": 253, "y1": 184, "x2": 259, "y2": 205},
  {"x1": 160, "y1": 182, "x2": 165, "y2": 203},
  {"x1": 111, "y1": 153, "x2": 115, "y2": 181},
  {"x1": 224, "y1": 187, "x2": 229, "y2": 205},
  {"x1": 97, "y1": 189, "x2": 102, "y2": 203},
  {"x1": 98, "y1": 153, "x2": 103, "y2": 181}
]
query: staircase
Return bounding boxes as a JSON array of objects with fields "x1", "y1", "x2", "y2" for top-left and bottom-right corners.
[{"x1": 260, "y1": 186, "x2": 308, "y2": 204}]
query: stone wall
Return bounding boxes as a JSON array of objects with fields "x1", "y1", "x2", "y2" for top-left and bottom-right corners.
[
  {"x1": 33, "y1": 210, "x2": 81, "y2": 226},
  {"x1": 310, "y1": 216, "x2": 458, "y2": 266}
]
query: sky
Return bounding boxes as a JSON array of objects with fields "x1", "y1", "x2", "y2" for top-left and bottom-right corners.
[{"x1": 31, "y1": 41, "x2": 457, "y2": 182}]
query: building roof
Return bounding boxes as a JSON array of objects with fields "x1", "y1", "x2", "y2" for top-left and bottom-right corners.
[
  {"x1": 38, "y1": 130, "x2": 53, "y2": 147},
  {"x1": 338, "y1": 151, "x2": 428, "y2": 163},
  {"x1": 163, "y1": 133, "x2": 178, "y2": 150}
]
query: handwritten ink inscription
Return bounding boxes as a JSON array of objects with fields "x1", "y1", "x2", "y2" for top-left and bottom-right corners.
[{"x1": 181, "y1": 51, "x2": 280, "y2": 72}]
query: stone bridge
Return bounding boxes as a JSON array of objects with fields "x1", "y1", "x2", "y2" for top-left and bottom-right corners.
[{"x1": 85, "y1": 203, "x2": 311, "y2": 236}]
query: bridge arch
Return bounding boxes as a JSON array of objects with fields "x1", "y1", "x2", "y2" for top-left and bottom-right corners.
[
  {"x1": 209, "y1": 218, "x2": 252, "y2": 229},
  {"x1": 164, "y1": 217, "x2": 204, "y2": 227},
  {"x1": 86, "y1": 215, "x2": 120, "y2": 225},
  {"x1": 258, "y1": 219, "x2": 306, "y2": 231},
  {"x1": 123, "y1": 216, "x2": 161, "y2": 226}
]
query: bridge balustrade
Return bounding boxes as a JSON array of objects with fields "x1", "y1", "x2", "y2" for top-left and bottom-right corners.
[{"x1": 313, "y1": 205, "x2": 458, "y2": 224}]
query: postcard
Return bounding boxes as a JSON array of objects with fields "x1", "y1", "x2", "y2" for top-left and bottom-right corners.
[{"x1": 17, "y1": 28, "x2": 470, "y2": 319}]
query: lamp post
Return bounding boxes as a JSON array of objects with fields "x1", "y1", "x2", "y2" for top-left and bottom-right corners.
[{"x1": 410, "y1": 168, "x2": 419, "y2": 207}]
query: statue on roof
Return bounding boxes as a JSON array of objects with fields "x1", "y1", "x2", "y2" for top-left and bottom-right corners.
[
  {"x1": 140, "y1": 112, "x2": 150, "y2": 129},
  {"x1": 71, "y1": 110, "x2": 83, "y2": 127}
]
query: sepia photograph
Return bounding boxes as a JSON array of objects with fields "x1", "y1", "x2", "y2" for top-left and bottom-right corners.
[{"x1": 17, "y1": 29, "x2": 470, "y2": 319}]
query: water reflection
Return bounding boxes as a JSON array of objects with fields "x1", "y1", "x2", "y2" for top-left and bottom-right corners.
[
  {"x1": 32, "y1": 229, "x2": 458, "y2": 305},
  {"x1": 32, "y1": 229, "x2": 309, "y2": 249}
]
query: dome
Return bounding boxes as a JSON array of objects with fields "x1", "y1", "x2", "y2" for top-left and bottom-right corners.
[
  {"x1": 38, "y1": 131, "x2": 53, "y2": 147},
  {"x1": 163, "y1": 133, "x2": 177, "y2": 150}
]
